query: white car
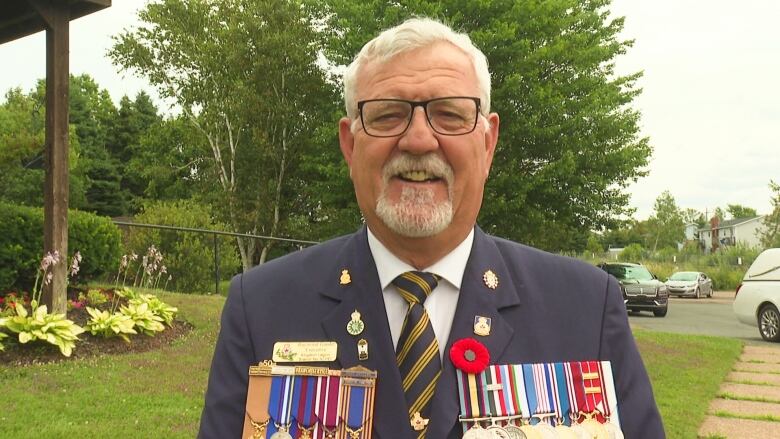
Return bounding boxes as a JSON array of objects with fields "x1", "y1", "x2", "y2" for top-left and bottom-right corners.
[
  {"x1": 733, "y1": 248, "x2": 780, "y2": 342},
  {"x1": 666, "y1": 271, "x2": 713, "y2": 298}
]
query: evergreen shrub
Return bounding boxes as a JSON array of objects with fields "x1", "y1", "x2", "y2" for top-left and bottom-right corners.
[
  {"x1": 0, "y1": 202, "x2": 122, "y2": 290},
  {"x1": 125, "y1": 200, "x2": 240, "y2": 294}
]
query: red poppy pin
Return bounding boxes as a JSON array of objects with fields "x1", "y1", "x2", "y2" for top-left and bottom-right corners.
[{"x1": 449, "y1": 338, "x2": 490, "y2": 374}]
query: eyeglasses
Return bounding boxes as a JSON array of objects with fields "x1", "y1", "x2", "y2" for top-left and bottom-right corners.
[{"x1": 357, "y1": 96, "x2": 481, "y2": 137}]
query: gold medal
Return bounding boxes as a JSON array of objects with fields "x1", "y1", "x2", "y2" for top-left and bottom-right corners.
[
  {"x1": 347, "y1": 310, "x2": 365, "y2": 335},
  {"x1": 553, "y1": 424, "x2": 580, "y2": 439},
  {"x1": 519, "y1": 424, "x2": 543, "y2": 439},
  {"x1": 532, "y1": 422, "x2": 559, "y2": 439},
  {"x1": 463, "y1": 423, "x2": 493, "y2": 439},
  {"x1": 580, "y1": 418, "x2": 609, "y2": 439}
]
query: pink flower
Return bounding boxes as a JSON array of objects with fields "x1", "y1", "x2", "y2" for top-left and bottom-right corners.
[{"x1": 45, "y1": 272, "x2": 54, "y2": 285}]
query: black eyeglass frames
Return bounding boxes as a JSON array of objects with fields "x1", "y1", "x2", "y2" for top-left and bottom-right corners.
[{"x1": 356, "y1": 96, "x2": 481, "y2": 137}]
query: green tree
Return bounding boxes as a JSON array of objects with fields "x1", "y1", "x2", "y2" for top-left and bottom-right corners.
[
  {"x1": 682, "y1": 208, "x2": 705, "y2": 228},
  {"x1": 111, "y1": 0, "x2": 337, "y2": 269},
  {"x1": 726, "y1": 204, "x2": 757, "y2": 219},
  {"x1": 647, "y1": 190, "x2": 684, "y2": 253},
  {"x1": 310, "y1": 0, "x2": 651, "y2": 251},
  {"x1": 760, "y1": 180, "x2": 780, "y2": 248}
]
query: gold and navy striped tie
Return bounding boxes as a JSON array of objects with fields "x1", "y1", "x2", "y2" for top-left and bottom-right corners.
[{"x1": 392, "y1": 271, "x2": 441, "y2": 437}]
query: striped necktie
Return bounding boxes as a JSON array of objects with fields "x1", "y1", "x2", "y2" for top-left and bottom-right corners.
[{"x1": 392, "y1": 271, "x2": 442, "y2": 437}]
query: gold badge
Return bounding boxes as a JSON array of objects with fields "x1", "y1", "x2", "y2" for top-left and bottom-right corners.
[
  {"x1": 483, "y1": 269, "x2": 499, "y2": 289},
  {"x1": 357, "y1": 338, "x2": 369, "y2": 360},
  {"x1": 272, "y1": 341, "x2": 338, "y2": 363},
  {"x1": 340, "y1": 269, "x2": 352, "y2": 285},
  {"x1": 473, "y1": 315, "x2": 492, "y2": 336},
  {"x1": 346, "y1": 310, "x2": 365, "y2": 336},
  {"x1": 410, "y1": 412, "x2": 429, "y2": 431}
]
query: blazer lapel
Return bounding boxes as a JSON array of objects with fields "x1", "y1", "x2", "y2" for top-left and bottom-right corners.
[
  {"x1": 319, "y1": 227, "x2": 412, "y2": 439},
  {"x1": 426, "y1": 227, "x2": 523, "y2": 438}
]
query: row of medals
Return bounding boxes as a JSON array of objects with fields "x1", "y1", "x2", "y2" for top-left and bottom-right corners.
[{"x1": 461, "y1": 414, "x2": 624, "y2": 439}]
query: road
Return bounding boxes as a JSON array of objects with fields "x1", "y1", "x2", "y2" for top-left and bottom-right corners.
[{"x1": 627, "y1": 291, "x2": 777, "y2": 346}]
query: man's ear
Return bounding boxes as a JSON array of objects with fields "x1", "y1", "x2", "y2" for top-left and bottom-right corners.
[
  {"x1": 483, "y1": 113, "x2": 500, "y2": 179},
  {"x1": 339, "y1": 117, "x2": 355, "y2": 173}
]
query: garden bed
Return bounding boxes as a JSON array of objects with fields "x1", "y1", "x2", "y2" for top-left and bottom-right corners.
[{"x1": 0, "y1": 286, "x2": 192, "y2": 367}]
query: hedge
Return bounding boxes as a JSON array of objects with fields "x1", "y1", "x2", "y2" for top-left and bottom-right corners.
[{"x1": 0, "y1": 202, "x2": 122, "y2": 290}]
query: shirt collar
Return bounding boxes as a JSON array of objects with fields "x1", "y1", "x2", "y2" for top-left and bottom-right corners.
[{"x1": 367, "y1": 226, "x2": 475, "y2": 290}]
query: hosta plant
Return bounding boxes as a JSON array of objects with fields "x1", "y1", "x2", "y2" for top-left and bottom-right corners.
[
  {"x1": 0, "y1": 319, "x2": 8, "y2": 351},
  {"x1": 84, "y1": 307, "x2": 137, "y2": 343},
  {"x1": 120, "y1": 301, "x2": 165, "y2": 336},
  {"x1": 131, "y1": 294, "x2": 178, "y2": 326},
  {"x1": 2, "y1": 302, "x2": 85, "y2": 357}
]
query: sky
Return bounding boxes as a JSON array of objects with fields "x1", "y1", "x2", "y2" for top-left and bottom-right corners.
[{"x1": 1, "y1": 0, "x2": 778, "y2": 220}]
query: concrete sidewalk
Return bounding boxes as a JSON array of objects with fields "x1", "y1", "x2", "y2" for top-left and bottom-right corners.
[{"x1": 698, "y1": 345, "x2": 780, "y2": 438}]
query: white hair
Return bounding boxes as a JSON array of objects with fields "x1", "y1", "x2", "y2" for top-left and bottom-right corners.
[{"x1": 343, "y1": 17, "x2": 492, "y2": 120}]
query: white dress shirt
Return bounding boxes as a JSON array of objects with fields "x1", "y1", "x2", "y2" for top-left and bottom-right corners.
[{"x1": 367, "y1": 227, "x2": 475, "y2": 361}]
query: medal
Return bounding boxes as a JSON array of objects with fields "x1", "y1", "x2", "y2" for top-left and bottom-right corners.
[
  {"x1": 340, "y1": 269, "x2": 351, "y2": 285},
  {"x1": 463, "y1": 423, "x2": 493, "y2": 439},
  {"x1": 503, "y1": 424, "x2": 529, "y2": 439},
  {"x1": 347, "y1": 310, "x2": 365, "y2": 335},
  {"x1": 597, "y1": 362, "x2": 624, "y2": 439},
  {"x1": 531, "y1": 422, "x2": 558, "y2": 439},
  {"x1": 487, "y1": 424, "x2": 512, "y2": 438},
  {"x1": 357, "y1": 338, "x2": 369, "y2": 360},
  {"x1": 518, "y1": 424, "x2": 543, "y2": 439}
]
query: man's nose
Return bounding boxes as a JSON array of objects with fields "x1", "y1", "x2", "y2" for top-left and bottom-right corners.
[{"x1": 397, "y1": 107, "x2": 439, "y2": 154}]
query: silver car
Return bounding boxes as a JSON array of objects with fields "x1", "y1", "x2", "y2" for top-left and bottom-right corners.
[{"x1": 666, "y1": 271, "x2": 713, "y2": 298}]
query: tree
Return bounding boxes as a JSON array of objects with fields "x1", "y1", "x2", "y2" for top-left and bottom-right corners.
[
  {"x1": 310, "y1": 0, "x2": 651, "y2": 251},
  {"x1": 682, "y1": 208, "x2": 705, "y2": 228},
  {"x1": 646, "y1": 190, "x2": 683, "y2": 253},
  {"x1": 111, "y1": 0, "x2": 338, "y2": 270},
  {"x1": 760, "y1": 180, "x2": 780, "y2": 248},
  {"x1": 727, "y1": 204, "x2": 757, "y2": 220}
]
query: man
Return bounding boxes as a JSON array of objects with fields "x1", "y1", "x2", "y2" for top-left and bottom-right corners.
[{"x1": 199, "y1": 17, "x2": 664, "y2": 438}]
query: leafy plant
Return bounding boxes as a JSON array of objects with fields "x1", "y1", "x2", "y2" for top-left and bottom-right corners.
[
  {"x1": 84, "y1": 289, "x2": 109, "y2": 306},
  {"x1": 0, "y1": 318, "x2": 8, "y2": 351},
  {"x1": 131, "y1": 294, "x2": 178, "y2": 326},
  {"x1": 120, "y1": 301, "x2": 165, "y2": 336},
  {"x1": 3, "y1": 304, "x2": 85, "y2": 356},
  {"x1": 84, "y1": 307, "x2": 137, "y2": 343}
]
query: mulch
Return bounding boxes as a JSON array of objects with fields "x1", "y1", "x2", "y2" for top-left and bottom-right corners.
[{"x1": 0, "y1": 287, "x2": 192, "y2": 367}]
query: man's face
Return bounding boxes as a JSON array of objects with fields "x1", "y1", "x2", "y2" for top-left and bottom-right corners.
[{"x1": 339, "y1": 42, "x2": 499, "y2": 243}]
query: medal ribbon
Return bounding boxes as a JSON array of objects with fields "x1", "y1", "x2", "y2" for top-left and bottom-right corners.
[
  {"x1": 498, "y1": 364, "x2": 520, "y2": 417},
  {"x1": 268, "y1": 375, "x2": 295, "y2": 434},
  {"x1": 340, "y1": 377, "x2": 369, "y2": 437},
  {"x1": 583, "y1": 361, "x2": 606, "y2": 423},
  {"x1": 481, "y1": 367, "x2": 495, "y2": 416},
  {"x1": 553, "y1": 362, "x2": 572, "y2": 426},
  {"x1": 600, "y1": 361, "x2": 621, "y2": 426},
  {"x1": 314, "y1": 375, "x2": 341, "y2": 438},
  {"x1": 456, "y1": 370, "x2": 471, "y2": 433},
  {"x1": 293, "y1": 376, "x2": 318, "y2": 430},
  {"x1": 565, "y1": 361, "x2": 586, "y2": 423},
  {"x1": 509, "y1": 364, "x2": 531, "y2": 420}
]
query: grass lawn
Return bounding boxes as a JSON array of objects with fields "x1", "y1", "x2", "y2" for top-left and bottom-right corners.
[
  {"x1": 1, "y1": 291, "x2": 742, "y2": 437},
  {"x1": 635, "y1": 330, "x2": 743, "y2": 438}
]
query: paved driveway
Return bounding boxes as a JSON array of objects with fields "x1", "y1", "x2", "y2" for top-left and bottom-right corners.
[{"x1": 627, "y1": 291, "x2": 777, "y2": 346}]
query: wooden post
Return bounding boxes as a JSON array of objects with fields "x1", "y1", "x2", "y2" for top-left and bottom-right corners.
[{"x1": 34, "y1": 0, "x2": 70, "y2": 314}]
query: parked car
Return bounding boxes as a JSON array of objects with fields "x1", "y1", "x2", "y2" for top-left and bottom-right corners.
[
  {"x1": 597, "y1": 262, "x2": 669, "y2": 317},
  {"x1": 666, "y1": 271, "x2": 713, "y2": 298},
  {"x1": 733, "y1": 248, "x2": 780, "y2": 342}
]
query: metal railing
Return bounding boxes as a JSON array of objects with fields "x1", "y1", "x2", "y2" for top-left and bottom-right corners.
[{"x1": 112, "y1": 220, "x2": 319, "y2": 295}]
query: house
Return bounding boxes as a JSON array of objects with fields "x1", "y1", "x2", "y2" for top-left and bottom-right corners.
[{"x1": 698, "y1": 216, "x2": 766, "y2": 252}]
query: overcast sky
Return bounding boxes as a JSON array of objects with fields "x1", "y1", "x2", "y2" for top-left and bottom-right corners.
[{"x1": 1, "y1": 0, "x2": 778, "y2": 220}]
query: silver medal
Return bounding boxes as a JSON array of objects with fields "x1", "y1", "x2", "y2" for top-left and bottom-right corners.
[{"x1": 503, "y1": 424, "x2": 529, "y2": 439}]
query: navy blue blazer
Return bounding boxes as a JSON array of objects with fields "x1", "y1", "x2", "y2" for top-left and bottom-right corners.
[{"x1": 198, "y1": 227, "x2": 665, "y2": 438}]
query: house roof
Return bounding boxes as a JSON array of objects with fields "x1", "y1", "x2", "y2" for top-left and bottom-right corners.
[{"x1": 698, "y1": 215, "x2": 763, "y2": 232}]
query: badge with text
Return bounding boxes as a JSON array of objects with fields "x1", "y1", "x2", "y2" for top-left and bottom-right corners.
[{"x1": 272, "y1": 342, "x2": 338, "y2": 363}]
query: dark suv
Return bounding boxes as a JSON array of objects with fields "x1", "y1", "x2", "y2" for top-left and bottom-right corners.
[{"x1": 598, "y1": 262, "x2": 669, "y2": 317}]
